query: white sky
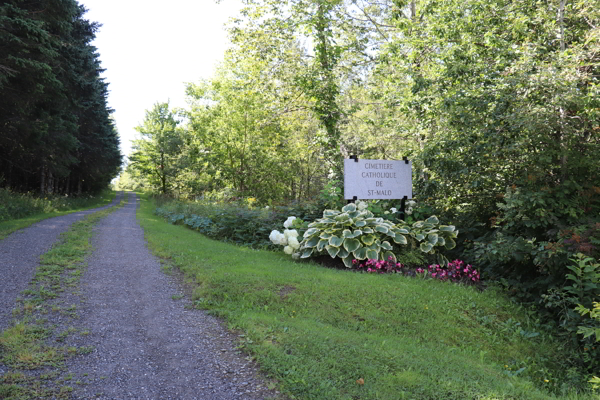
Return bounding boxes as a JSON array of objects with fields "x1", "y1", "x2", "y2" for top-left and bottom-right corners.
[{"x1": 79, "y1": 0, "x2": 243, "y2": 159}]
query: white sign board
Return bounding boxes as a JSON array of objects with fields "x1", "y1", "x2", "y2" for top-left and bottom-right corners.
[{"x1": 344, "y1": 158, "x2": 412, "y2": 200}]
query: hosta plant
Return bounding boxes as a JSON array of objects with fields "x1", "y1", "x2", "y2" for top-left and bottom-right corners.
[{"x1": 297, "y1": 201, "x2": 458, "y2": 268}]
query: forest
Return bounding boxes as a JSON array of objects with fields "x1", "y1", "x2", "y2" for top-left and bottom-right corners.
[
  {"x1": 123, "y1": 0, "x2": 600, "y2": 386},
  {"x1": 0, "y1": 0, "x2": 122, "y2": 195}
]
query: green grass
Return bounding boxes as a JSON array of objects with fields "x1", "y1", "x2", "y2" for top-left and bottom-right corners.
[
  {"x1": 138, "y1": 193, "x2": 596, "y2": 400},
  {"x1": 0, "y1": 188, "x2": 117, "y2": 240}
]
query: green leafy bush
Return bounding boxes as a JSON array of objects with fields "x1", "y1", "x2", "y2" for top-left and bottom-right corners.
[
  {"x1": 295, "y1": 201, "x2": 458, "y2": 267},
  {"x1": 154, "y1": 197, "x2": 322, "y2": 249}
]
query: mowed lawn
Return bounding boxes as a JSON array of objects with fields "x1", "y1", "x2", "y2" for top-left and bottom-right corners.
[{"x1": 137, "y1": 194, "x2": 590, "y2": 400}]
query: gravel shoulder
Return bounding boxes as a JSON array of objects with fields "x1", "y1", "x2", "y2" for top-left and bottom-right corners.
[
  {"x1": 59, "y1": 193, "x2": 280, "y2": 399},
  {"x1": 0, "y1": 191, "x2": 123, "y2": 333}
]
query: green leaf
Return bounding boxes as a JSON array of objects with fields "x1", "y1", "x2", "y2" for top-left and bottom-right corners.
[
  {"x1": 420, "y1": 242, "x2": 433, "y2": 253},
  {"x1": 362, "y1": 227, "x2": 374, "y2": 234},
  {"x1": 444, "y1": 238, "x2": 456, "y2": 250},
  {"x1": 361, "y1": 235, "x2": 376, "y2": 246},
  {"x1": 393, "y1": 234, "x2": 407, "y2": 245},
  {"x1": 323, "y1": 210, "x2": 339, "y2": 217},
  {"x1": 342, "y1": 203, "x2": 357, "y2": 213},
  {"x1": 426, "y1": 215, "x2": 439, "y2": 224},
  {"x1": 427, "y1": 233, "x2": 438, "y2": 246},
  {"x1": 320, "y1": 232, "x2": 333, "y2": 240},
  {"x1": 329, "y1": 235, "x2": 344, "y2": 247},
  {"x1": 353, "y1": 247, "x2": 367, "y2": 260},
  {"x1": 342, "y1": 229, "x2": 353, "y2": 238},
  {"x1": 301, "y1": 248, "x2": 313, "y2": 258},
  {"x1": 326, "y1": 245, "x2": 340, "y2": 258},
  {"x1": 439, "y1": 225, "x2": 456, "y2": 232},
  {"x1": 366, "y1": 248, "x2": 379, "y2": 260},
  {"x1": 344, "y1": 238, "x2": 361, "y2": 253},
  {"x1": 338, "y1": 247, "x2": 350, "y2": 259},
  {"x1": 305, "y1": 236, "x2": 320, "y2": 248},
  {"x1": 317, "y1": 239, "x2": 328, "y2": 252},
  {"x1": 304, "y1": 228, "x2": 319, "y2": 237},
  {"x1": 380, "y1": 241, "x2": 393, "y2": 251},
  {"x1": 343, "y1": 256, "x2": 354, "y2": 268},
  {"x1": 383, "y1": 251, "x2": 397, "y2": 263},
  {"x1": 375, "y1": 225, "x2": 389, "y2": 234},
  {"x1": 415, "y1": 234, "x2": 425, "y2": 241}
]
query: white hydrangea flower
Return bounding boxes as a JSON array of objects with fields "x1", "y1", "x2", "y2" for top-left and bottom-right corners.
[
  {"x1": 288, "y1": 236, "x2": 300, "y2": 250},
  {"x1": 283, "y1": 216, "x2": 297, "y2": 228},
  {"x1": 284, "y1": 229, "x2": 298, "y2": 239},
  {"x1": 283, "y1": 246, "x2": 293, "y2": 255},
  {"x1": 407, "y1": 200, "x2": 416, "y2": 207},
  {"x1": 406, "y1": 207, "x2": 413, "y2": 215},
  {"x1": 357, "y1": 201, "x2": 368, "y2": 211},
  {"x1": 390, "y1": 207, "x2": 397, "y2": 213},
  {"x1": 269, "y1": 230, "x2": 281, "y2": 244},
  {"x1": 269, "y1": 230, "x2": 287, "y2": 245}
]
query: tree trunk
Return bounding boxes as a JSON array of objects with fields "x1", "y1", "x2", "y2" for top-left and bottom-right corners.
[{"x1": 40, "y1": 167, "x2": 46, "y2": 195}]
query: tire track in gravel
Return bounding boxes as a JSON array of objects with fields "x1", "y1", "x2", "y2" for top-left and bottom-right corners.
[
  {"x1": 0, "y1": 191, "x2": 124, "y2": 334},
  {"x1": 65, "y1": 192, "x2": 281, "y2": 400}
]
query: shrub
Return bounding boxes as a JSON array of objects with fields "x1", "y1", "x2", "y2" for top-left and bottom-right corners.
[{"x1": 284, "y1": 201, "x2": 458, "y2": 268}]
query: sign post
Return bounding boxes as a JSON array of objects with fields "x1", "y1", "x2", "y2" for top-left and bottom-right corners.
[{"x1": 344, "y1": 157, "x2": 412, "y2": 201}]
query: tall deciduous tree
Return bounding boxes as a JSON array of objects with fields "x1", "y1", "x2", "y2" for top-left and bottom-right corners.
[{"x1": 129, "y1": 102, "x2": 182, "y2": 195}]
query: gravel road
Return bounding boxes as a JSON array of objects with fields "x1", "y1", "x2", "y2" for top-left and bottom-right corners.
[
  {"x1": 0, "y1": 192, "x2": 123, "y2": 333},
  {"x1": 62, "y1": 192, "x2": 280, "y2": 399},
  {"x1": 0, "y1": 192, "x2": 282, "y2": 399}
]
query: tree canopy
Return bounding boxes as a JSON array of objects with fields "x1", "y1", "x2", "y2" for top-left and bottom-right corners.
[{"x1": 0, "y1": 0, "x2": 122, "y2": 195}]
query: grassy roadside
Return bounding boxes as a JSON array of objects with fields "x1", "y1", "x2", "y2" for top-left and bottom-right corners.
[
  {"x1": 0, "y1": 189, "x2": 117, "y2": 240},
  {"x1": 0, "y1": 196, "x2": 126, "y2": 399},
  {"x1": 137, "y1": 193, "x2": 594, "y2": 400}
]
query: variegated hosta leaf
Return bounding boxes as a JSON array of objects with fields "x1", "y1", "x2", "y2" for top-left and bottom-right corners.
[
  {"x1": 342, "y1": 203, "x2": 357, "y2": 213},
  {"x1": 413, "y1": 221, "x2": 424, "y2": 228},
  {"x1": 422, "y1": 223, "x2": 434, "y2": 230},
  {"x1": 439, "y1": 225, "x2": 456, "y2": 232},
  {"x1": 317, "y1": 239, "x2": 328, "y2": 252},
  {"x1": 326, "y1": 245, "x2": 340, "y2": 258},
  {"x1": 445, "y1": 238, "x2": 456, "y2": 250},
  {"x1": 420, "y1": 242, "x2": 433, "y2": 253},
  {"x1": 342, "y1": 229, "x2": 352, "y2": 238},
  {"x1": 305, "y1": 236, "x2": 320, "y2": 248},
  {"x1": 415, "y1": 234, "x2": 425, "y2": 241},
  {"x1": 375, "y1": 225, "x2": 389, "y2": 234},
  {"x1": 380, "y1": 241, "x2": 393, "y2": 251},
  {"x1": 366, "y1": 248, "x2": 379, "y2": 260},
  {"x1": 343, "y1": 238, "x2": 361, "y2": 253},
  {"x1": 337, "y1": 247, "x2": 350, "y2": 259},
  {"x1": 361, "y1": 234, "x2": 376, "y2": 246},
  {"x1": 320, "y1": 232, "x2": 333, "y2": 239},
  {"x1": 301, "y1": 248, "x2": 314, "y2": 258},
  {"x1": 323, "y1": 210, "x2": 339, "y2": 217},
  {"x1": 303, "y1": 227, "x2": 319, "y2": 237},
  {"x1": 348, "y1": 211, "x2": 360, "y2": 219},
  {"x1": 383, "y1": 251, "x2": 397, "y2": 263},
  {"x1": 343, "y1": 256, "x2": 354, "y2": 268},
  {"x1": 393, "y1": 234, "x2": 407, "y2": 245},
  {"x1": 426, "y1": 215, "x2": 440, "y2": 224},
  {"x1": 395, "y1": 228, "x2": 409, "y2": 234},
  {"x1": 355, "y1": 220, "x2": 367, "y2": 227},
  {"x1": 329, "y1": 235, "x2": 344, "y2": 247},
  {"x1": 353, "y1": 247, "x2": 367, "y2": 260},
  {"x1": 362, "y1": 227, "x2": 374, "y2": 234},
  {"x1": 437, "y1": 237, "x2": 446, "y2": 246},
  {"x1": 335, "y1": 214, "x2": 350, "y2": 222},
  {"x1": 427, "y1": 233, "x2": 438, "y2": 246}
]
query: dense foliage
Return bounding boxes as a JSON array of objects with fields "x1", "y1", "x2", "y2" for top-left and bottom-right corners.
[
  {"x1": 0, "y1": 0, "x2": 122, "y2": 195},
  {"x1": 131, "y1": 0, "x2": 600, "y2": 387}
]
